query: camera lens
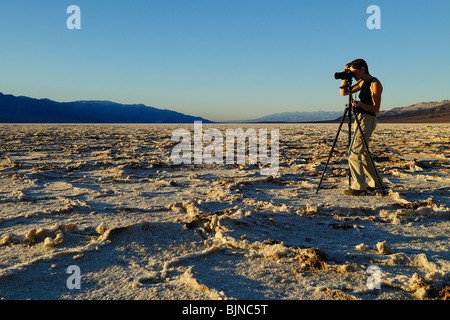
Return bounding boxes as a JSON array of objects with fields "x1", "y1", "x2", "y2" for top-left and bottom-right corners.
[{"x1": 334, "y1": 70, "x2": 353, "y2": 80}]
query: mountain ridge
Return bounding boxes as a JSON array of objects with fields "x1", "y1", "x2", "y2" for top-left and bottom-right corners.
[
  {"x1": 1, "y1": 92, "x2": 448, "y2": 124},
  {"x1": 0, "y1": 92, "x2": 212, "y2": 124},
  {"x1": 377, "y1": 100, "x2": 450, "y2": 123},
  {"x1": 244, "y1": 100, "x2": 450, "y2": 123},
  {"x1": 245, "y1": 111, "x2": 343, "y2": 123}
]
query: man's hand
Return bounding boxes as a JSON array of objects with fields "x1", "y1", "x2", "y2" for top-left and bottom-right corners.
[
  {"x1": 352, "y1": 100, "x2": 363, "y2": 108},
  {"x1": 352, "y1": 99, "x2": 379, "y2": 114}
]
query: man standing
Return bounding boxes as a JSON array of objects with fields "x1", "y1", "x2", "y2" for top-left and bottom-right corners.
[{"x1": 340, "y1": 59, "x2": 383, "y2": 196}]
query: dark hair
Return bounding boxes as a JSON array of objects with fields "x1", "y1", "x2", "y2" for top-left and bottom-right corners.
[{"x1": 349, "y1": 58, "x2": 369, "y2": 74}]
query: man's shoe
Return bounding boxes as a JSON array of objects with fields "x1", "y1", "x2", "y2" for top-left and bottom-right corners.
[
  {"x1": 344, "y1": 188, "x2": 367, "y2": 196},
  {"x1": 367, "y1": 186, "x2": 388, "y2": 192}
]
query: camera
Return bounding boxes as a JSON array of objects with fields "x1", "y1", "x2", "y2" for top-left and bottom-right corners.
[{"x1": 334, "y1": 68, "x2": 354, "y2": 80}]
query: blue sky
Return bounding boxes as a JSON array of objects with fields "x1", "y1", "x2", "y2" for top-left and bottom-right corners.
[{"x1": 0, "y1": 0, "x2": 449, "y2": 121}]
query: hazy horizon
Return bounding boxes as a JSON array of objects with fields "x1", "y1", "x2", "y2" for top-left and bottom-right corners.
[{"x1": 1, "y1": 90, "x2": 448, "y2": 124}]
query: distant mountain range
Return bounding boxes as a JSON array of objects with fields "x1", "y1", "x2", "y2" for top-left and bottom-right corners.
[
  {"x1": 246, "y1": 100, "x2": 450, "y2": 123},
  {"x1": 0, "y1": 92, "x2": 448, "y2": 124},
  {"x1": 0, "y1": 92, "x2": 211, "y2": 124},
  {"x1": 246, "y1": 111, "x2": 343, "y2": 123},
  {"x1": 377, "y1": 100, "x2": 450, "y2": 123}
]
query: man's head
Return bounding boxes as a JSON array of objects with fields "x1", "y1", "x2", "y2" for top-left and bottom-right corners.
[{"x1": 348, "y1": 58, "x2": 369, "y2": 81}]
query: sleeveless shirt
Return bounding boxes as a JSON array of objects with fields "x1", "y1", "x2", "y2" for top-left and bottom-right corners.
[{"x1": 355, "y1": 77, "x2": 378, "y2": 117}]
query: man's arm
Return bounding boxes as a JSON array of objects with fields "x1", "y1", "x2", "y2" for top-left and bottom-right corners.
[{"x1": 340, "y1": 80, "x2": 362, "y2": 96}]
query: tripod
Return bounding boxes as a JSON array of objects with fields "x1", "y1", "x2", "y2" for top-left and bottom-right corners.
[{"x1": 316, "y1": 78, "x2": 386, "y2": 196}]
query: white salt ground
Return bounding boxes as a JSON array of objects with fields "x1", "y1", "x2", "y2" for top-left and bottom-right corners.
[{"x1": 0, "y1": 123, "x2": 449, "y2": 300}]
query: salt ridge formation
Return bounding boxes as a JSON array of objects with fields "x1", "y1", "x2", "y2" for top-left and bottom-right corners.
[{"x1": 0, "y1": 123, "x2": 449, "y2": 300}]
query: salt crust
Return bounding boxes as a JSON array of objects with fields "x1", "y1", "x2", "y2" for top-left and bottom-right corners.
[{"x1": 0, "y1": 123, "x2": 449, "y2": 300}]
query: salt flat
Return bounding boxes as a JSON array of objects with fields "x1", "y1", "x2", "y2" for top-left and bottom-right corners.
[{"x1": 0, "y1": 123, "x2": 449, "y2": 300}]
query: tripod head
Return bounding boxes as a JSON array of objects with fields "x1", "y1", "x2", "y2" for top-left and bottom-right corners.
[
  {"x1": 341, "y1": 78, "x2": 354, "y2": 109},
  {"x1": 339, "y1": 78, "x2": 353, "y2": 89}
]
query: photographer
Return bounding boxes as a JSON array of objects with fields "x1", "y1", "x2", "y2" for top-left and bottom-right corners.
[{"x1": 340, "y1": 59, "x2": 383, "y2": 196}]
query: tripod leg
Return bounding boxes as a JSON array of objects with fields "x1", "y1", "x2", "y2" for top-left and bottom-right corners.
[
  {"x1": 352, "y1": 113, "x2": 386, "y2": 196},
  {"x1": 316, "y1": 108, "x2": 348, "y2": 194},
  {"x1": 347, "y1": 105, "x2": 352, "y2": 187}
]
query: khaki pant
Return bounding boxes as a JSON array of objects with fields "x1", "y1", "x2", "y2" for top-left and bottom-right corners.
[{"x1": 348, "y1": 113, "x2": 379, "y2": 191}]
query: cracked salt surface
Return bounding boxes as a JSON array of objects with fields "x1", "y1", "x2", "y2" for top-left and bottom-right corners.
[{"x1": 0, "y1": 123, "x2": 449, "y2": 300}]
